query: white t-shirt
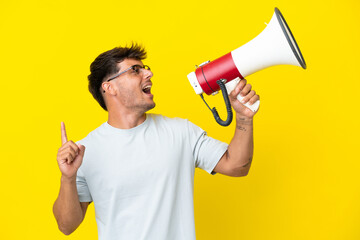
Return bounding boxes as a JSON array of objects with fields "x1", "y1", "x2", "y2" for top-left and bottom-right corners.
[{"x1": 76, "y1": 114, "x2": 228, "y2": 240}]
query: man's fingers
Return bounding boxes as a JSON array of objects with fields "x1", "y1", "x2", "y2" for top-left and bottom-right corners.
[
  {"x1": 230, "y1": 79, "x2": 247, "y2": 99},
  {"x1": 77, "y1": 144, "x2": 86, "y2": 158},
  {"x1": 236, "y1": 79, "x2": 247, "y2": 93},
  {"x1": 58, "y1": 141, "x2": 80, "y2": 157},
  {"x1": 248, "y1": 94, "x2": 260, "y2": 105},
  {"x1": 66, "y1": 155, "x2": 74, "y2": 164},
  {"x1": 58, "y1": 149, "x2": 76, "y2": 163},
  {"x1": 241, "y1": 90, "x2": 256, "y2": 104},
  {"x1": 240, "y1": 84, "x2": 252, "y2": 97},
  {"x1": 66, "y1": 147, "x2": 77, "y2": 161},
  {"x1": 61, "y1": 122, "x2": 68, "y2": 145}
]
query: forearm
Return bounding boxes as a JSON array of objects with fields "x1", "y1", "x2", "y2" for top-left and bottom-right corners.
[
  {"x1": 226, "y1": 115, "x2": 254, "y2": 171},
  {"x1": 53, "y1": 176, "x2": 84, "y2": 235}
]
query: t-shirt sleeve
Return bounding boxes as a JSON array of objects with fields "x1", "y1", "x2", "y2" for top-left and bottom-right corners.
[
  {"x1": 186, "y1": 120, "x2": 228, "y2": 175},
  {"x1": 76, "y1": 167, "x2": 93, "y2": 203}
]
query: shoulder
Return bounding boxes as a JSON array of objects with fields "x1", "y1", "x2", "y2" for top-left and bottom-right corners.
[{"x1": 76, "y1": 122, "x2": 107, "y2": 146}]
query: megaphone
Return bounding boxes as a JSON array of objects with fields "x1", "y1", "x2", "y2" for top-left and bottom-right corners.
[{"x1": 187, "y1": 8, "x2": 306, "y2": 126}]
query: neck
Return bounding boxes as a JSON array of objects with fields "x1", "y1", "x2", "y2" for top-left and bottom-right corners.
[{"x1": 107, "y1": 109, "x2": 147, "y2": 129}]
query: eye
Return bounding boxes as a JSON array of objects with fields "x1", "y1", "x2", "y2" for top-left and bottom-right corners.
[{"x1": 131, "y1": 65, "x2": 141, "y2": 74}]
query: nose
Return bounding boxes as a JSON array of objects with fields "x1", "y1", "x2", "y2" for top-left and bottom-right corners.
[{"x1": 143, "y1": 68, "x2": 153, "y2": 80}]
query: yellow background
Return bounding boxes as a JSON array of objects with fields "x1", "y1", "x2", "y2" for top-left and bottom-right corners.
[{"x1": 0, "y1": 0, "x2": 359, "y2": 239}]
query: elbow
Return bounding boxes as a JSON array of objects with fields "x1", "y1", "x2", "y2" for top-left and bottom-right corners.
[
  {"x1": 225, "y1": 165, "x2": 250, "y2": 177},
  {"x1": 232, "y1": 159, "x2": 252, "y2": 177},
  {"x1": 54, "y1": 214, "x2": 78, "y2": 236},
  {"x1": 239, "y1": 171, "x2": 249, "y2": 177},
  {"x1": 53, "y1": 204, "x2": 83, "y2": 235},
  {"x1": 60, "y1": 229, "x2": 72, "y2": 236},
  {"x1": 233, "y1": 168, "x2": 250, "y2": 177},
  {"x1": 58, "y1": 223, "x2": 76, "y2": 236}
]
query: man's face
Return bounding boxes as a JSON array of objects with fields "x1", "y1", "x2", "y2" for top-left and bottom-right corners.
[{"x1": 107, "y1": 58, "x2": 155, "y2": 113}]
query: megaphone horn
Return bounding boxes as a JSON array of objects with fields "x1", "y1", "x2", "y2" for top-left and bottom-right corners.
[{"x1": 187, "y1": 7, "x2": 306, "y2": 126}]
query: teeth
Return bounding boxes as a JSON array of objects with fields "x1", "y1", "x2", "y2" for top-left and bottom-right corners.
[{"x1": 143, "y1": 86, "x2": 151, "y2": 90}]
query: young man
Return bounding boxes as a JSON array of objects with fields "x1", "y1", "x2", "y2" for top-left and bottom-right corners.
[{"x1": 53, "y1": 44, "x2": 259, "y2": 240}]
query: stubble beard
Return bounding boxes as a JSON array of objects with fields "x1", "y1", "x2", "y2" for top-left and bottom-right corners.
[
  {"x1": 145, "y1": 101, "x2": 156, "y2": 112},
  {"x1": 119, "y1": 87, "x2": 156, "y2": 114},
  {"x1": 123, "y1": 96, "x2": 156, "y2": 114}
]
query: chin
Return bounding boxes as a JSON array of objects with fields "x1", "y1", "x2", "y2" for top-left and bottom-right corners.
[
  {"x1": 139, "y1": 101, "x2": 155, "y2": 113},
  {"x1": 146, "y1": 102, "x2": 156, "y2": 111}
]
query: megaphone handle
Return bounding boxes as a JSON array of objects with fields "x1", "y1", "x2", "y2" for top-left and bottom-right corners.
[
  {"x1": 225, "y1": 78, "x2": 260, "y2": 112},
  {"x1": 236, "y1": 94, "x2": 260, "y2": 112}
]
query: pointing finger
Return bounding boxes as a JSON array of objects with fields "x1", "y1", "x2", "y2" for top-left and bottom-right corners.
[{"x1": 61, "y1": 122, "x2": 68, "y2": 145}]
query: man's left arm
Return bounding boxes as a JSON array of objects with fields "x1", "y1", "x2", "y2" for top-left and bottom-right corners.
[{"x1": 213, "y1": 79, "x2": 259, "y2": 177}]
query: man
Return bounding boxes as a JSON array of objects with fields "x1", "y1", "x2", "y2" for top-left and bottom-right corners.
[{"x1": 53, "y1": 44, "x2": 259, "y2": 240}]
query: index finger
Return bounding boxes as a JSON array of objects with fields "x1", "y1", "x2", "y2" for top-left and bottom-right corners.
[
  {"x1": 61, "y1": 122, "x2": 68, "y2": 145},
  {"x1": 231, "y1": 78, "x2": 247, "y2": 97}
]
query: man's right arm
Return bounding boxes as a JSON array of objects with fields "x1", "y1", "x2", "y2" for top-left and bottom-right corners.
[{"x1": 53, "y1": 122, "x2": 87, "y2": 235}]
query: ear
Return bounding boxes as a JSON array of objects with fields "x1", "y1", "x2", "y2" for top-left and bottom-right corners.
[{"x1": 102, "y1": 81, "x2": 117, "y2": 96}]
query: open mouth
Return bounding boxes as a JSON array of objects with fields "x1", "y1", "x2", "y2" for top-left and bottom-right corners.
[{"x1": 142, "y1": 85, "x2": 152, "y2": 95}]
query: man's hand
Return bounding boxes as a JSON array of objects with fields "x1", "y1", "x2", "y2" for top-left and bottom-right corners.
[
  {"x1": 229, "y1": 79, "x2": 260, "y2": 119},
  {"x1": 57, "y1": 122, "x2": 85, "y2": 180}
]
